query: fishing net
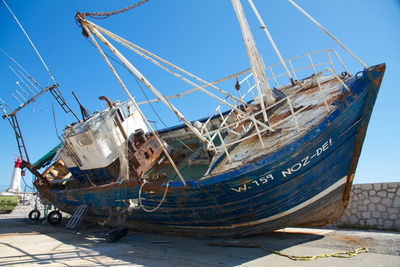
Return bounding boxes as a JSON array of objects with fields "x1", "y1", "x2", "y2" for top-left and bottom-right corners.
[{"x1": 64, "y1": 108, "x2": 130, "y2": 182}]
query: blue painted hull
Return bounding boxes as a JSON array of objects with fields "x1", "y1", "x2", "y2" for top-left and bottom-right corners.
[{"x1": 40, "y1": 64, "x2": 385, "y2": 236}]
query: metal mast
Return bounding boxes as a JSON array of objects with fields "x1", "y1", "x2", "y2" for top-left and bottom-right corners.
[{"x1": 231, "y1": 0, "x2": 274, "y2": 123}]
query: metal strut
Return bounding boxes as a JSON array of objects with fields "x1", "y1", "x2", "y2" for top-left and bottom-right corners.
[
  {"x1": 49, "y1": 86, "x2": 80, "y2": 121},
  {"x1": 8, "y1": 114, "x2": 29, "y2": 163},
  {"x1": 231, "y1": 0, "x2": 273, "y2": 123},
  {"x1": 77, "y1": 16, "x2": 187, "y2": 186},
  {"x1": 0, "y1": 102, "x2": 29, "y2": 163},
  {"x1": 1, "y1": 83, "x2": 80, "y2": 165},
  {"x1": 2, "y1": 0, "x2": 80, "y2": 121},
  {"x1": 10, "y1": 115, "x2": 29, "y2": 162}
]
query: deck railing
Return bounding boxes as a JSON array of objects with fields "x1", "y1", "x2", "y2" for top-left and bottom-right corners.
[{"x1": 201, "y1": 49, "x2": 350, "y2": 161}]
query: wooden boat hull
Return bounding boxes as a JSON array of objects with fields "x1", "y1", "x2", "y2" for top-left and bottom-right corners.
[{"x1": 36, "y1": 64, "x2": 385, "y2": 237}]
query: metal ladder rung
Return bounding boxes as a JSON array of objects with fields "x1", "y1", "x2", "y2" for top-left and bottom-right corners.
[{"x1": 66, "y1": 204, "x2": 88, "y2": 229}]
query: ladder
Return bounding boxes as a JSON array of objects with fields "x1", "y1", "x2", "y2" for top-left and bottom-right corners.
[
  {"x1": 1, "y1": 84, "x2": 80, "y2": 164},
  {"x1": 49, "y1": 86, "x2": 79, "y2": 121},
  {"x1": 66, "y1": 204, "x2": 88, "y2": 229},
  {"x1": 9, "y1": 114, "x2": 30, "y2": 163}
]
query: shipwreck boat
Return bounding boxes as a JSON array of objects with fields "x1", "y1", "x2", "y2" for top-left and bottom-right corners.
[{"x1": 10, "y1": 0, "x2": 385, "y2": 236}]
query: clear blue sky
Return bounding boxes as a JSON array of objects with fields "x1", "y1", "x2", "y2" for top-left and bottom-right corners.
[{"x1": 0, "y1": 0, "x2": 399, "y2": 191}]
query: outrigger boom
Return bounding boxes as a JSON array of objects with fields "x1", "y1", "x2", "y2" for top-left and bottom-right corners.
[{"x1": 1, "y1": 0, "x2": 385, "y2": 237}]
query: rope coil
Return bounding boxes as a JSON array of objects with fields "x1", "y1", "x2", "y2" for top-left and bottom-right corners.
[
  {"x1": 261, "y1": 246, "x2": 369, "y2": 261},
  {"x1": 207, "y1": 241, "x2": 369, "y2": 261},
  {"x1": 138, "y1": 180, "x2": 171, "y2": 213}
]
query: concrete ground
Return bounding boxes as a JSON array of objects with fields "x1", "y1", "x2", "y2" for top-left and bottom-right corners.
[{"x1": 0, "y1": 206, "x2": 399, "y2": 266}]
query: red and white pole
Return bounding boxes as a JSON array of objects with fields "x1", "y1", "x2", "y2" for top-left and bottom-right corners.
[{"x1": 7, "y1": 158, "x2": 22, "y2": 193}]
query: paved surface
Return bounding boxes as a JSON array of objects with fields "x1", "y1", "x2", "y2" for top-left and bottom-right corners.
[{"x1": 0, "y1": 207, "x2": 399, "y2": 266}]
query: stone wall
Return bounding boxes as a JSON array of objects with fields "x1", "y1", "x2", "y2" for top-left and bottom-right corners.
[{"x1": 333, "y1": 182, "x2": 400, "y2": 231}]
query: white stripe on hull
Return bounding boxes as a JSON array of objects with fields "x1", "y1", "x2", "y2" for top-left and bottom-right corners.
[{"x1": 172, "y1": 176, "x2": 348, "y2": 230}]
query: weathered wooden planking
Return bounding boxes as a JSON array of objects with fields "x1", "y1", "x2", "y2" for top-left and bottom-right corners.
[{"x1": 36, "y1": 64, "x2": 385, "y2": 237}]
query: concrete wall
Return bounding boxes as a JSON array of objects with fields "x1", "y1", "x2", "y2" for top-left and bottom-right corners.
[{"x1": 333, "y1": 182, "x2": 400, "y2": 231}]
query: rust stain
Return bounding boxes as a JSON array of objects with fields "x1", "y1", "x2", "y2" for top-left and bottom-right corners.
[{"x1": 335, "y1": 235, "x2": 366, "y2": 246}]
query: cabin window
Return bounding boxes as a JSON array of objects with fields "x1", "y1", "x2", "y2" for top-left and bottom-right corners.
[
  {"x1": 117, "y1": 109, "x2": 125, "y2": 122},
  {"x1": 121, "y1": 105, "x2": 132, "y2": 119},
  {"x1": 77, "y1": 133, "x2": 93, "y2": 146}
]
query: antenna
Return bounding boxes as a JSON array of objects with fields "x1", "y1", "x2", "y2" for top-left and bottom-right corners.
[
  {"x1": 17, "y1": 69, "x2": 40, "y2": 93},
  {"x1": 16, "y1": 81, "x2": 31, "y2": 99},
  {"x1": 0, "y1": 97, "x2": 13, "y2": 111},
  {"x1": 288, "y1": 0, "x2": 367, "y2": 68},
  {"x1": 11, "y1": 93, "x2": 23, "y2": 105},
  {"x1": 72, "y1": 91, "x2": 92, "y2": 121},
  {"x1": 2, "y1": 0, "x2": 80, "y2": 121},
  {"x1": 1, "y1": 85, "x2": 59, "y2": 164},
  {"x1": 15, "y1": 89, "x2": 27, "y2": 102},
  {"x1": 9, "y1": 65, "x2": 35, "y2": 95},
  {"x1": 2, "y1": 0, "x2": 57, "y2": 86},
  {"x1": 0, "y1": 48, "x2": 43, "y2": 91}
]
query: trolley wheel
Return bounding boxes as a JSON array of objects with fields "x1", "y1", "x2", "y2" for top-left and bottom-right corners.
[
  {"x1": 28, "y1": 209, "x2": 41, "y2": 221},
  {"x1": 47, "y1": 210, "x2": 62, "y2": 225}
]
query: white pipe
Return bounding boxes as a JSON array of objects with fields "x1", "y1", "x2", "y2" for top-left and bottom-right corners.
[
  {"x1": 90, "y1": 22, "x2": 253, "y2": 122},
  {"x1": 0, "y1": 98, "x2": 13, "y2": 111},
  {"x1": 9, "y1": 65, "x2": 35, "y2": 96},
  {"x1": 231, "y1": 0, "x2": 271, "y2": 123},
  {"x1": 12, "y1": 93, "x2": 23, "y2": 105},
  {"x1": 15, "y1": 90, "x2": 27, "y2": 102},
  {"x1": 84, "y1": 22, "x2": 207, "y2": 146},
  {"x1": 16, "y1": 81, "x2": 30, "y2": 98},
  {"x1": 82, "y1": 21, "x2": 187, "y2": 186},
  {"x1": 247, "y1": 0, "x2": 294, "y2": 83},
  {"x1": 288, "y1": 0, "x2": 368, "y2": 68},
  {"x1": 2, "y1": 0, "x2": 59, "y2": 86},
  {"x1": 89, "y1": 22, "x2": 251, "y2": 110}
]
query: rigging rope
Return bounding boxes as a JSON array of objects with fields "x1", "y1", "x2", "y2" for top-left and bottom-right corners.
[
  {"x1": 84, "y1": 37, "x2": 194, "y2": 152},
  {"x1": 0, "y1": 48, "x2": 43, "y2": 92},
  {"x1": 82, "y1": 0, "x2": 149, "y2": 20},
  {"x1": 2, "y1": 0, "x2": 58, "y2": 91},
  {"x1": 260, "y1": 245, "x2": 368, "y2": 261},
  {"x1": 20, "y1": 173, "x2": 34, "y2": 191},
  {"x1": 207, "y1": 241, "x2": 369, "y2": 261},
  {"x1": 132, "y1": 74, "x2": 194, "y2": 152},
  {"x1": 138, "y1": 180, "x2": 171, "y2": 213}
]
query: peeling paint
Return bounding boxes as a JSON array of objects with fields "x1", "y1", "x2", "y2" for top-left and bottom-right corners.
[{"x1": 31, "y1": 64, "x2": 385, "y2": 237}]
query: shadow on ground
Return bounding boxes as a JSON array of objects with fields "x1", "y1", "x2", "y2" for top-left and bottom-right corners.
[{"x1": 0, "y1": 216, "x2": 326, "y2": 266}]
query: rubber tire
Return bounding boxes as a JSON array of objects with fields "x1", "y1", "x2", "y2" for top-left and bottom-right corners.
[
  {"x1": 105, "y1": 227, "x2": 128, "y2": 243},
  {"x1": 47, "y1": 210, "x2": 62, "y2": 225},
  {"x1": 28, "y1": 209, "x2": 41, "y2": 221}
]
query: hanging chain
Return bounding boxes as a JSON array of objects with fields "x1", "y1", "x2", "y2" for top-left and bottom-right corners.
[{"x1": 80, "y1": 0, "x2": 149, "y2": 20}]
